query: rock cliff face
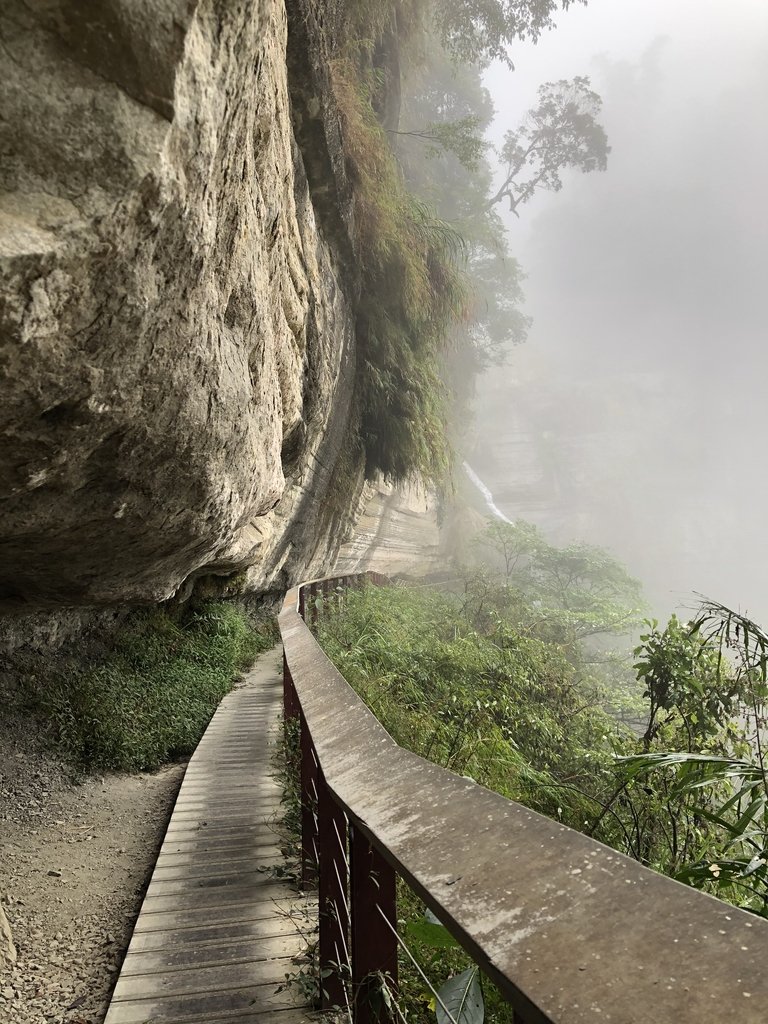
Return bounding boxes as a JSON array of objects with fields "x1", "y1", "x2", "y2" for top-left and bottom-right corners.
[
  {"x1": 333, "y1": 482, "x2": 445, "y2": 578},
  {"x1": 0, "y1": 0, "x2": 363, "y2": 615}
]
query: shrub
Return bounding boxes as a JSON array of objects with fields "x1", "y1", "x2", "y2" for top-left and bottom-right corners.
[{"x1": 17, "y1": 602, "x2": 277, "y2": 773}]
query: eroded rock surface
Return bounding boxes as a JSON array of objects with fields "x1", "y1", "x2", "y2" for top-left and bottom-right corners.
[
  {"x1": 333, "y1": 482, "x2": 445, "y2": 577},
  {"x1": 0, "y1": 0, "x2": 362, "y2": 611}
]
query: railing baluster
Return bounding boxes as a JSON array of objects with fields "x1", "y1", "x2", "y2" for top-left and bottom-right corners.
[
  {"x1": 350, "y1": 824, "x2": 398, "y2": 1024},
  {"x1": 318, "y1": 771, "x2": 350, "y2": 1010}
]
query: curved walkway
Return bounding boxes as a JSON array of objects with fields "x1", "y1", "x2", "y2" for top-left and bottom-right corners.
[{"x1": 105, "y1": 646, "x2": 314, "y2": 1024}]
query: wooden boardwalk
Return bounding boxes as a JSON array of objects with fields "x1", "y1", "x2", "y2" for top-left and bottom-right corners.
[{"x1": 105, "y1": 646, "x2": 315, "y2": 1024}]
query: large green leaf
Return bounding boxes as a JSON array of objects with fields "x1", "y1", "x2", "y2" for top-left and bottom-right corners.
[{"x1": 435, "y1": 968, "x2": 484, "y2": 1024}]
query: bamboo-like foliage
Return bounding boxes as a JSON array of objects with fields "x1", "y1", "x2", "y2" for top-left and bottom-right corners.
[{"x1": 615, "y1": 600, "x2": 768, "y2": 915}]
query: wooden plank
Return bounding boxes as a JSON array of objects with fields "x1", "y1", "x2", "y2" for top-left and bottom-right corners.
[
  {"x1": 151, "y1": 857, "x2": 284, "y2": 878},
  {"x1": 155, "y1": 847, "x2": 282, "y2": 870},
  {"x1": 127, "y1": 918, "x2": 301, "y2": 953},
  {"x1": 139, "y1": 881, "x2": 298, "y2": 914},
  {"x1": 159, "y1": 828, "x2": 281, "y2": 845},
  {"x1": 172, "y1": 791, "x2": 282, "y2": 804},
  {"x1": 147, "y1": 1013, "x2": 317, "y2": 1024},
  {"x1": 132, "y1": 898, "x2": 313, "y2": 935},
  {"x1": 119, "y1": 933, "x2": 303, "y2": 975},
  {"x1": 112, "y1": 957, "x2": 300, "y2": 1000},
  {"x1": 105, "y1": 982, "x2": 301, "y2": 1022},
  {"x1": 177, "y1": 774, "x2": 280, "y2": 782},
  {"x1": 174, "y1": 786, "x2": 281, "y2": 795},
  {"x1": 169, "y1": 803, "x2": 281, "y2": 817},
  {"x1": 105, "y1": 999, "x2": 309, "y2": 1024},
  {"x1": 164, "y1": 801, "x2": 280, "y2": 815},
  {"x1": 162, "y1": 820, "x2": 280, "y2": 834},
  {"x1": 166, "y1": 815, "x2": 282, "y2": 829},
  {"x1": 169, "y1": 800, "x2": 281, "y2": 813},
  {"x1": 158, "y1": 831, "x2": 281, "y2": 846},
  {"x1": 150, "y1": 858, "x2": 283, "y2": 882},
  {"x1": 146, "y1": 870, "x2": 287, "y2": 897}
]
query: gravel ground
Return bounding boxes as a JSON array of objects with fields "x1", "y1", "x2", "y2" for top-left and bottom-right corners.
[{"x1": 0, "y1": 719, "x2": 184, "y2": 1023}]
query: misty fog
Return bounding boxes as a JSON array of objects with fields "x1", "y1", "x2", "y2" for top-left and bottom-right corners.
[{"x1": 471, "y1": 0, "x2": 768, "y2": 622}]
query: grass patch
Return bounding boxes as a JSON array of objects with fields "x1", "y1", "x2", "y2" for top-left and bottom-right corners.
[
  {"x1": 317, "y1": 583, "x2": 617, "y2": 822},
  {"x1": 15, "y1": 601, "x2": 277, "y2": 774}
]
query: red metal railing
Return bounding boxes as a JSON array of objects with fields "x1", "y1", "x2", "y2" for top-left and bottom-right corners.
[{"x1": 279, "y1": 573, "x2": 768, "y2": 1024}]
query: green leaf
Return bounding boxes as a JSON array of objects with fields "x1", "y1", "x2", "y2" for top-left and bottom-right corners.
[
  {"x1": 405, "y1": 917, "x2": 460, "y2": 950},
  {"x1": 741, "y1": 855, "x2": 768, "y2": 878},
  {"x1": 733, "y1": 794, "x2": 767, "y2": 835},
  {"x1": 436, "y1": 968, "x2": 484, "y2": 1024}
]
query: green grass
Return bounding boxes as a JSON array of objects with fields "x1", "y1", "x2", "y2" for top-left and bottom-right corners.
[
  {"x1": 16, "y1": 601, "x2": 277, "y2": 773},
  {"x1": 317, "y1": 584, "x2": 617, "y2": 823}
]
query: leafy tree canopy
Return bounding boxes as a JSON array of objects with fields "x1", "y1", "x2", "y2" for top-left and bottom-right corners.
[
  {"x1": 489, "y1": 76, "x2": 610, "y2": 215},
  {"x1": 474, "y1": 518, "x2": 644, "y2": 637},
  {"x1": 436, "y1": 0, "x2": 588, "y2": 67}
]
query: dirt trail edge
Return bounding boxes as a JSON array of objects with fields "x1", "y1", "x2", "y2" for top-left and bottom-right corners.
[{"x1": 1, "y1": 723, "x2": 185, "y2": 1023}]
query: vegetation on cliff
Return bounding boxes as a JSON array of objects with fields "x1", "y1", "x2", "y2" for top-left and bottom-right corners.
[
  {"x1": 334, "y1": 0, "x2": 609, "y2": 483},
  {"x1": 331, "y1": 58, "x2": 467, "y2": 483}
]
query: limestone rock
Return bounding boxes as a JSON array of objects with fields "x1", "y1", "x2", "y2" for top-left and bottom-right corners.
[
  {"x1": 0, "y1": 0, "x2": 362, "y2": 611},
  {"x1": 333, "y1": 483, "x2": 444, "y2": 577},
  {"x1": 0, "y1": 903, "x2": 17, "y2": 967}
]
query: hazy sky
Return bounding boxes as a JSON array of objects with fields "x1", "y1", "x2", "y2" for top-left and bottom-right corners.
[
  {"x1": 486, "y1": 0, "x2": 768, "y2": 126},
  {"x1": 474, "y1": 0, "x2": 768, "y2": 621}
]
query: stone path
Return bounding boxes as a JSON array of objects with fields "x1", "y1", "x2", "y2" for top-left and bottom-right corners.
[{"x1": 104, "y1": 646, "x2": 314, "y2": 1024}]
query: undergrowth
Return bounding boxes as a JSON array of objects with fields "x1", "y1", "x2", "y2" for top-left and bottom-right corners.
[
  {"x1": 310, "y1": 568, "x2": 768, "y2": 1017},
  {"x1": 14, "y1": 602, "x2": 277, "y2": 773},
  {"x1": 317, "y1": 584, "x2": 619, "y2": 827}
]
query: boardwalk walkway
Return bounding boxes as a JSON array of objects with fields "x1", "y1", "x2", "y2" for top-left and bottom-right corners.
[{"x1": 105, "y1": 646, "x2": 314, "y2": 1024}]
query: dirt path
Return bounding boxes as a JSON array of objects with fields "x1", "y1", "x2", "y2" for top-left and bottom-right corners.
[{"x1": 0, "y1": 726, "x2": 185, "y2": 1024}]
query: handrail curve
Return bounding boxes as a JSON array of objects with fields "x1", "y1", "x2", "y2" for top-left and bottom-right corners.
[{"x1": 279, "y1": 573, "x2": 768, "y2": 1024}]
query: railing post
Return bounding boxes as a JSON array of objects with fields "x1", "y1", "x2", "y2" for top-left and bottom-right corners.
[
  {"x1": 350, "y1": 823, "x2": 398, "y2": 1024},
  {"x1": 283, "y1": 651, "x2": 299, "y2": 722},
  {"x1": 318, "y1": 772, "x2": 350, "y2": 1010},
  {"x1": 310, "y1": 581, "x2": 319, "y2": 628},
  {"x1": 300, "y1": 711, "x2": 318, "y2": 887},
  {"x1": 299, "y1": 584, "x2": 306, "y2": 622}
]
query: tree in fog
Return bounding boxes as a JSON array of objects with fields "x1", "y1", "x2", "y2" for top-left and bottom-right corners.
[
  {"x1": 397, "y1": 41, "x2": 530, "y2": 375},
  {"x1": 488, "y1": 77, "x2": 609, "y2": 215}
]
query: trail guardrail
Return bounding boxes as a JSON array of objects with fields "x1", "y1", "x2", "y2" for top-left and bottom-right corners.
[{"x1": 279, "y1": 572, "x2": 768, "y2": 1024}]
